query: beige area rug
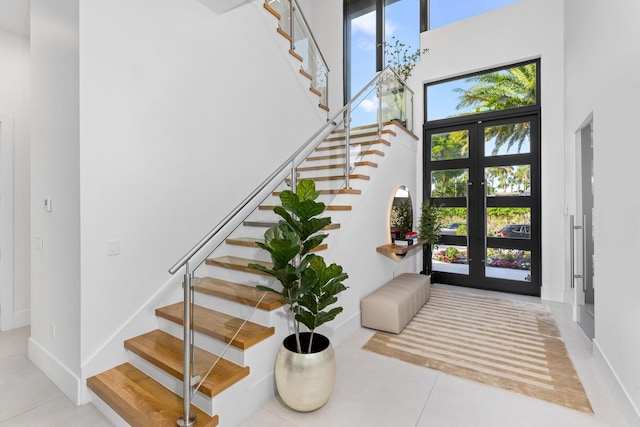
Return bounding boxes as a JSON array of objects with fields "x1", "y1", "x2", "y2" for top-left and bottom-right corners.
[{"x1": 363, "y1": 288, "x2": 593, "y2": 414}]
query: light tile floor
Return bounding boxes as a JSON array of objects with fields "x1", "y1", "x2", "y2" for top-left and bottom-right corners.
[{"x1": 0, "y1": 284, "x2": 629, "y2": 427}]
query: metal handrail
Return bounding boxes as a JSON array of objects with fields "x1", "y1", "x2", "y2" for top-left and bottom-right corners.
[{"x1": 172, "y1": 66, "x2": 408, "y2": 425}]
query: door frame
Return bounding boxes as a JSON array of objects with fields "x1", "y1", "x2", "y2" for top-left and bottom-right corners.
[
  {"x1": 424, "y1": 112, "x2": 541, "y2": 296},
  {"x1": 0, "y1": 115, "x2": 14, "y2": 331},
  {"x1": 573, "y1": 113, "x2": 595, "y2": 338}
]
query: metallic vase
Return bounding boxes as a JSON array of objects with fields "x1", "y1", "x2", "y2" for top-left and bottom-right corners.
[{"x1": 274, "y1": 333, "x2": 336, "y2": 412}]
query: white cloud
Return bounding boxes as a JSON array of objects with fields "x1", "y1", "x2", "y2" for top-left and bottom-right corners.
[
  {"x1": 351, "y1": 11, "x2": 376, "y2": 35},
  {"x1": 359, "y1": 99, "x2": 378, "y2": 112}
]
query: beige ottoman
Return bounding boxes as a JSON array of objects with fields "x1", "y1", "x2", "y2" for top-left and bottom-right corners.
[{"x1": 361, "y1": 273, "x2": 431, "y2": 334}]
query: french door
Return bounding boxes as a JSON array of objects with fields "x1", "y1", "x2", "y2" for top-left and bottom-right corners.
[{"x1": 424, "y1": 114, "x2": 541, "y2": 296}]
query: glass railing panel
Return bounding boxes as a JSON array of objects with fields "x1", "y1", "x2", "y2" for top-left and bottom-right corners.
[
  {"x1": 266, "y1": 0, "x2": 292, "y2": 35},
  {"x1": 379, "y1": 72, "x2": 413, "y2": 130}
]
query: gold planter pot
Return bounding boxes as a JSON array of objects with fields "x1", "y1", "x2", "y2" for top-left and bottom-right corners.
[{"x1": 274, "y1": 332, "x2": 336, "y2": 412}]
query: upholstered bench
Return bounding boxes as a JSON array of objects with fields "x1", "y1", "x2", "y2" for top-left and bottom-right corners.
[{"x1": 361, "y1": 273, "x2": 431, "y2": 334}]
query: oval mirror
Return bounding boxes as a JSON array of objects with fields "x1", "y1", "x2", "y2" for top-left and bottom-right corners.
[{"x1": 390, "y1": 186, "x2": 413, "y2": 242}]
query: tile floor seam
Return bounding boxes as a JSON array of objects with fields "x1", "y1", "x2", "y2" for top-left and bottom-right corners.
[
  {"x1": 414, "y1": 372, "x2": 440, "y2": 427},
  {"x1": 0, "y1": 394, "x2": 65, "y2": 424}
]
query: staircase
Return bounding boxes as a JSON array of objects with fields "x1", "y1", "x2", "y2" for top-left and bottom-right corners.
[{"x1": 86, "y1": 121, "x2": 415, "y2": 426}]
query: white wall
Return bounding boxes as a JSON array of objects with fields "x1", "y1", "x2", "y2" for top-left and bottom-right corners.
[
  {"x1": 0, "y1": 29, "x2": 30, "y2": 330},
  {"x1": 29, "y1": 0, "x2": 82, "y2": 402},
  {"x1": 75, "y1": 0, "x2": 326, "y2": 398},
  {"x1": 564, "y1": 1, "x2": 640, "y2": 423},
  {"x1": 411, "y1": 0, "x2": 565, "y2": 301}
]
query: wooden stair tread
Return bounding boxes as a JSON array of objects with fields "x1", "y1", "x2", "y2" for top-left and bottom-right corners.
[
  {"x1": 259, "y1": 205, "x2": 351, "y2": 211},
  {"x1": 205, "y1": 255, "x2": 272, "y2": 276},
  {"x1": 124, "y1": 330, "x2": 249, "y2": 398},
  {"x1": 296, "y1": 161, "x2": 377, "y2": 172},
  {"x1": 307, "y1": 150, "x2": 385, "y2": 161},
  {"x1": 286, "y1": 174, "x2": 370, "y2": 182},
  {"x1": 225, "y1": 237, "x2": 328, "y2": 253},
  {"x1": 324, "y1": 129, "x2": 396, "y2": 142},
  {"x1": 156, "y1": 302, "x2": 274, "y2": 350},
  {"x1": 194, "y1": 276, "x2": 286, "y2": 310},
  {"x1": 272, "y1": 188, "x2": 361, "y2": 195},
  {"x1": 330, "y1": 121, "x2": 400, "y2": 134},
  {"x1": 243, "y1": 220, "x2": 341, "y2": 230},
  {"x1": 87, "y1": 363, "x2": 219, "y2": 427},
  {"x1": 316, "y1": 139, "x2": 391, "y2": 152}
]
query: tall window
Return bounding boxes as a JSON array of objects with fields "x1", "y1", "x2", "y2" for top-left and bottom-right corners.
[{"x1": 344, "y1": 0, "x2": 420, "y2": 103}]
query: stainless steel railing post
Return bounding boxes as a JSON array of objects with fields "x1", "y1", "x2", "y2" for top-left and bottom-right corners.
[
  {"x1": 344, "y1": 109, "x2": 351, "y2": 189},
  {"x1": 177, "y1": 263, "x2": 196, "y2": 427}
]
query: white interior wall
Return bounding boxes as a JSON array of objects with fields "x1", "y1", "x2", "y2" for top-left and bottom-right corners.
[
  {"x1": 0, "y1": 29, "x2": 30, "y2": 331},
  {"x1": 29, "y1": 0, "x2": 82, "y2": 402},
  {"x1": 564, "y1": 1, "x2": 640, "y2": 423},
  {"x1": 411, "y1": 0, "x2": 565, "y2": 301},
  {"x1": 76, "y1": 0, "x2": 326, "y2": 400}
]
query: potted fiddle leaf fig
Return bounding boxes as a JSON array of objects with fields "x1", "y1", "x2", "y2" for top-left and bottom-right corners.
[{"x1": 248, "y1": 179, "x2": 348, "y2": 412}]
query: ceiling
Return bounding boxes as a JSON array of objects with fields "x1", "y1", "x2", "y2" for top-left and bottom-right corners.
[{"x1": 0, "y1": 0, "x2": 30, "y2": 38}]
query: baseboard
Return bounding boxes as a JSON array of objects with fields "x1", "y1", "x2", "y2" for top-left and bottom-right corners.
[
  {"x1": 13, "y1": 309, "x2": 30, "y2": 328},
  {"x1": 28, "y1": 337, "x2": 81, "y2": 404},
  {"x1": 593, "y1": 339, "x2": 640, "y2": 427}
]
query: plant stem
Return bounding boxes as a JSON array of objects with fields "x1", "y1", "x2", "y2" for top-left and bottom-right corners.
[{"x1": 307, "y1": 330, "x2": 314, "y2": 354}]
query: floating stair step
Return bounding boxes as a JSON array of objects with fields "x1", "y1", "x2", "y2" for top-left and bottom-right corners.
[
  {"x1": 225, "y1": 237, "x2": 328, "y2": 253},
  {"x1": 87, "y1": 363, "x2": 219, "y2": 427},
  {"x1": 124, "y1": 330, "x2": 249, "y2": 398},
  {"x1": 306, "y1": 150, "x2": 385, "y2": 161},
  {"x1": 193, "y1": 276, "x2": 286, "y2": 311},
  {"x1": 324, "y1": 129, "x2": 396, "y2": 142},
  {"x1": 259, "y1": 205, "x2": 352, "y2": 211},
  {"x1": 286, "y1": 174, "x2": 370, "y2": 182},
  {"x1": 205, "y1": 255, "x2": 272, "y2": 276},
  {"x1": 156, "y1": 302, "x2": 275, "y2": 350},
  {"x1": 242, "y1": 220, "x2": 341, "y2": 230},
  {"x1": 272, "y1": 188, "x2": 361, "y2": 196},
  {"x1": 296, "y1": 161, "x2": 377, "y2": 172},
  {"x1": 329, "y1": 121, "x2": 399, "y2": 134},
  {"x1": 316, "y1": 139, "x2": 391, "y2": 151}
]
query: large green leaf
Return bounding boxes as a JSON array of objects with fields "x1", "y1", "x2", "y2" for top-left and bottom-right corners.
[{"x1": 296, "y1": 180, "x2": 320, "y2": 202}]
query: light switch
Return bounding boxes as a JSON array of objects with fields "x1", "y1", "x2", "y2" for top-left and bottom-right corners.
[
  {"x1": 108, "y1": 240, "x2": 120, "y2": 256},
  {"x1": 44, "y1": 198, "x2": 52, "y2": 212}
]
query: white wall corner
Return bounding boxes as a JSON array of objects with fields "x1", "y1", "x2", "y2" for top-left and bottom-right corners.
[
  {"x1": 0, "y1": 115, "x2": 14, "y2": 331},
  {"x1": 593, "y1": 339, "x2": 640, "y2": 427}
]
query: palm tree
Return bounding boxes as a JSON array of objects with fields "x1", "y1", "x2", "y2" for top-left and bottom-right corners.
[{"x1": 455, "y1": 64, "x2": 536, "y2": 154}]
